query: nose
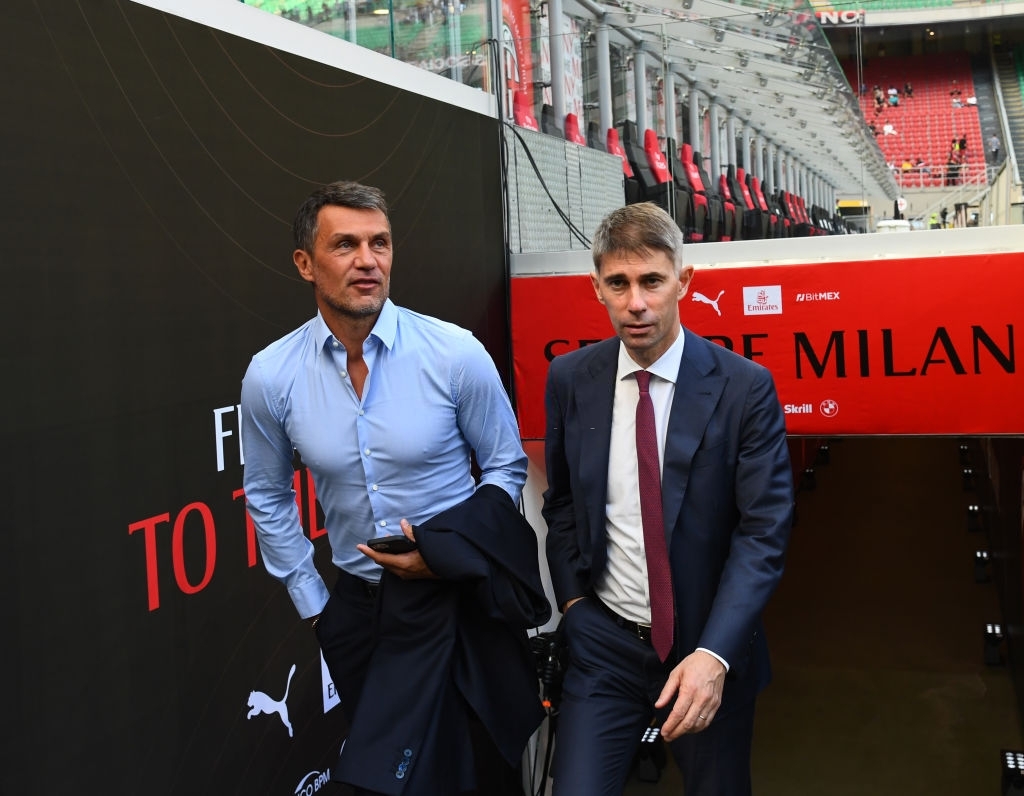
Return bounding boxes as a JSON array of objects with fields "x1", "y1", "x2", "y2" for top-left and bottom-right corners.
[
  {"x1": 626, "y1": 286, "x2": 647, "y2": 313},
  {"x1": 352, "y1": 240, "x2": 377, "y2": 267}
]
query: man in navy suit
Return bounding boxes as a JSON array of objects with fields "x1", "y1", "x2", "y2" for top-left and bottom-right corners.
[{"x1": 542, "y1": 202, "x2": 793, "y2": 796}]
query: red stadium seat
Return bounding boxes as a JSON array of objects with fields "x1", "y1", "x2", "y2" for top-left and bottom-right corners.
[
  {"x1": 564, "y1": 112, "x2": 586, "y2": 146},
  {"x1": 606, "y1": 127, "x2": 633, "y2": 178},
  {"x1": 512, "y1": 90, "x2": 538, "y2": 131}
]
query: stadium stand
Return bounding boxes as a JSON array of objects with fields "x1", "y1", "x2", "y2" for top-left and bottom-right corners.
[{"x1": 848, "y1": 53, "x2": 987, "y2": 189}]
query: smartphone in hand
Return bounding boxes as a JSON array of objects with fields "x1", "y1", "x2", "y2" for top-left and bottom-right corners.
[{"x1": 366, "y1": 534, "x2": 418, "y2": 554}]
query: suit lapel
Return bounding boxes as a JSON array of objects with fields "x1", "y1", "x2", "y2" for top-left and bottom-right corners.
[
  {"x1": 574, "y1": 340, "x2": 617, "y2": 542},
  {"x1": 663, "y1": 334, "x2": 726, "y2": 538}
]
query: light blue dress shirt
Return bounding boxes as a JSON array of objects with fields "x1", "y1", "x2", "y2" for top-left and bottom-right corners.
[{"x1": 240, "y1": 299, "x2": 528, "y2": 618}]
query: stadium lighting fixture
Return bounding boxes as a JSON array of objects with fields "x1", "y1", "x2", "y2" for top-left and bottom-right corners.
[
  {"x1": 1002, "y1": 751, "x2": 1024, "y2": 795},
  {"x1": 967, "y1": 503, "x2": 983, "y2": 532},
  {"x1": 974, "y1": 550, "x2": 991, "y2": 583},
  {"x1": 984, "y1": 623, "x2": 1004, "y2": 666}
]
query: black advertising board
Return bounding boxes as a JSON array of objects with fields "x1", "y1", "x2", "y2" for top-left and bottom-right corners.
[{"x1": 0, "y1": 2, "x2": 506, "y2": 793}]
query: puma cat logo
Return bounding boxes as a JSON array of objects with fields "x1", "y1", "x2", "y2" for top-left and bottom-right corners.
[
  {"x1": 692, "y1": 290, "x2": 725, "y2": 316},
  {"x1": 246, "y1": 663, "x2": 297, "y2": 737}
]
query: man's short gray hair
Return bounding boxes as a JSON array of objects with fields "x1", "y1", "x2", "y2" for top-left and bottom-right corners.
[{"x1": 591, "y1": 202, "x2": 684, "y2": 274}]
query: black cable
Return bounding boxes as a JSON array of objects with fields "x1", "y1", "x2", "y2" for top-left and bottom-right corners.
[{"x1": 505, "y1": 122, "x2": 593, "y2": 248}]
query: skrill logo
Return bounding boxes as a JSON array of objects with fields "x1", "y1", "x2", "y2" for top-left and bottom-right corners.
[{"x1": 742, "y1": 285, "x2": 782, "y2": 315}]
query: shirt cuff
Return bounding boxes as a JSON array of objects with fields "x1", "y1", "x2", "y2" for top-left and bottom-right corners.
[
  {"x1": 696, "y1": 647, "x2": 730, "y2": 673},
  {"x1": 289, "y1": 578, "x2": 332, "y2": 620}
]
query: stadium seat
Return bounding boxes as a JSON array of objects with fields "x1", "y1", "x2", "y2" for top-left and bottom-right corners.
[
  {"x1": 540, "y1": 104, "x2": 560, "y2": 136},
  {"x1": 666, "y1": 138, "x2": 706, "y2": 243},
  {"x1": 605, "y1": 127, "x2": 642, "y2": 204},
  {"x1": 621, "y1": 122, "x2": 675, "y2": 215},
  {"x1": 564, "y1": 113, "x2": 586, "y2": 146},
  {"x1": 715, "y1": 172, "x2": 738, "y2": 242},
  {"x1": 686, "y1": 145, "x2": 725, "y2": 242},
  {"x1": 731, "y1": 166, "x2": 765, "y2": 240},
  {"x1": 512, "y1": 90, "x2": 538, "y2": 131},
  {"x1": 747, "y1": 174, "x2": 781, "y2": 238}
]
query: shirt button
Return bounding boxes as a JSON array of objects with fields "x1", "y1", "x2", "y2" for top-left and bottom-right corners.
[
  {"x1": 372, "y1": 485, "x2": 379, "y2": 491},
  {"x1": 379, "y1": 520, "x2": 387, "y2": 527},
  {"x1": 359, "y1": 409, "x2": 365, "y2": 416},
  {"x1": 340, "y1": 370, "x2": 348, "y2": 378},
  {"x1": 364, "y1": 448, "x2": 371, "y2": 455}
]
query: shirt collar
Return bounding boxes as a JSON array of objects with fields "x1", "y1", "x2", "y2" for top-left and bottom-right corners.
[
  {"x1": 313, "y1": 298, "x2": 398, "y2": 351},
  {"x1": 616, "y1": 325, "x2": 685, "y2": 385}
]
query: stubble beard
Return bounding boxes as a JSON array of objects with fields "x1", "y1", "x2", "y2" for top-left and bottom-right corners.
[{"x1": 320, "y1": 282, "x2": 388, "y2": 320}]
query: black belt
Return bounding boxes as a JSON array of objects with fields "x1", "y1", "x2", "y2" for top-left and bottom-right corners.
[
  {"x1": 362, "y1": 579, "x2": 379, "y2": 598},
  {"x1": 593, "y1": 596, "x2": 652, "y2": 643},
  {"x1": 336, "y1": 567, "x2": 380, "y2": 599}
]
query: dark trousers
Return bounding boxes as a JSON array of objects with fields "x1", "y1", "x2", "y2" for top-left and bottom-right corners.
[
  {"x1": 316, "y1": 568, "x2": 378, "y2": 727},
  {"x1": 551, "y1": 598, "x2": 755, "y2": 796},
  {"x1": 318, "y1": 569, "x2": 523, "y2": 796}
]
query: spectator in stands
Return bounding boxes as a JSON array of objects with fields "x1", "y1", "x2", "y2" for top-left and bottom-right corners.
[
  {"x1": 945, "y1": 156, "x2": 960, "y2": 186},
  {"x1": 959, "y1": 135, "x2": 968, "y2": 157},
  {"x1": 940, "y1": 207, "x2": 949, "y2": 228},
  {"x1": 914, "y1": 156, "x2": 931, "y2": 175},
  {"x1": 887, "y1": 85, "x2": 899, "y2": 106},
  {"x1": 903, "y1": 81, "x2": 914, "y2": 99},
  {"x1": 988, "y1": 133, "x2": 1001, "y2": 163},
  {"x1": 873, "y1": 86, "x2": 885, "y2": 114},
  {"x1": 883, "y1": 122, "x2": 897, "y2": 136}
]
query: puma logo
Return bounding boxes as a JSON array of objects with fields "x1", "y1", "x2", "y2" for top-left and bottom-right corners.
[
  {"x1": 692, "y1": 290, "x2": 725, "y2": 316},
  {"x1": 246, "y1": 663, "x2": 297, "y2": 737}
]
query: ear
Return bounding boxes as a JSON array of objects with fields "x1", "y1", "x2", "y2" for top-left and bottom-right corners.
[
  {"x1": 293, "y1": 249, "x2": 314, "y2": 283},
  {"x1": 677, "y1": 265, "x2": 694, "y2": 300},
  {"x1": 590, "y1": 271, "x2": 606, "y2": 305}
]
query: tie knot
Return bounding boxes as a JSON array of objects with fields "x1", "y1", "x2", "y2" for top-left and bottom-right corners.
[{"x1": 635, "y1": 370, "x2": 652, "y2": 394}]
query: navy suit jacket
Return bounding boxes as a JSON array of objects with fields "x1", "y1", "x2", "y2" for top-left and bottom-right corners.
[
  {"x1": 335, "y1": 485, "x2": 550, "y2": 795},
  {"x1": 542, "y1": 330, "x2": 793, "y2": 708}
]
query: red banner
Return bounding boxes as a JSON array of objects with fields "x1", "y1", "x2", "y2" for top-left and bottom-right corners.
[{"x1": 512, "y1": 253, "x2": 1022, "y2": 438}]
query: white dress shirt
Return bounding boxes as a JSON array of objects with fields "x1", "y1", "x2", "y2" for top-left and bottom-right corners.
[
  {"x1": 593, "y1": 327, "x2": 729, "y2": 670},
  {"x1": 594, "y1": 329, "x2": 683, "y2": 624}
]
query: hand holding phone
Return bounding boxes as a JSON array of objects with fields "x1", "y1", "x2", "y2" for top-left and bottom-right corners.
[{"x1": 365, "y1": 534, "x2": 418, "y2": 554}]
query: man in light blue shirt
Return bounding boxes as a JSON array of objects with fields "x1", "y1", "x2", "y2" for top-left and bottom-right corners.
[{"x1": 240, "y1": 181, "x2": 530, "y2": 793}]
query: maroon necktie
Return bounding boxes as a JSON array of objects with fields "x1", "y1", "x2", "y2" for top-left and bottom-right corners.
[{"x1": 635, "y1": 370, "x2": 674, "y2": 661}]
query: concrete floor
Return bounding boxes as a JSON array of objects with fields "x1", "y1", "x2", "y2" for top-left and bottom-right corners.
[{"x1": 620, "y1": 436, "x2": 1023, "y2": 796}]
